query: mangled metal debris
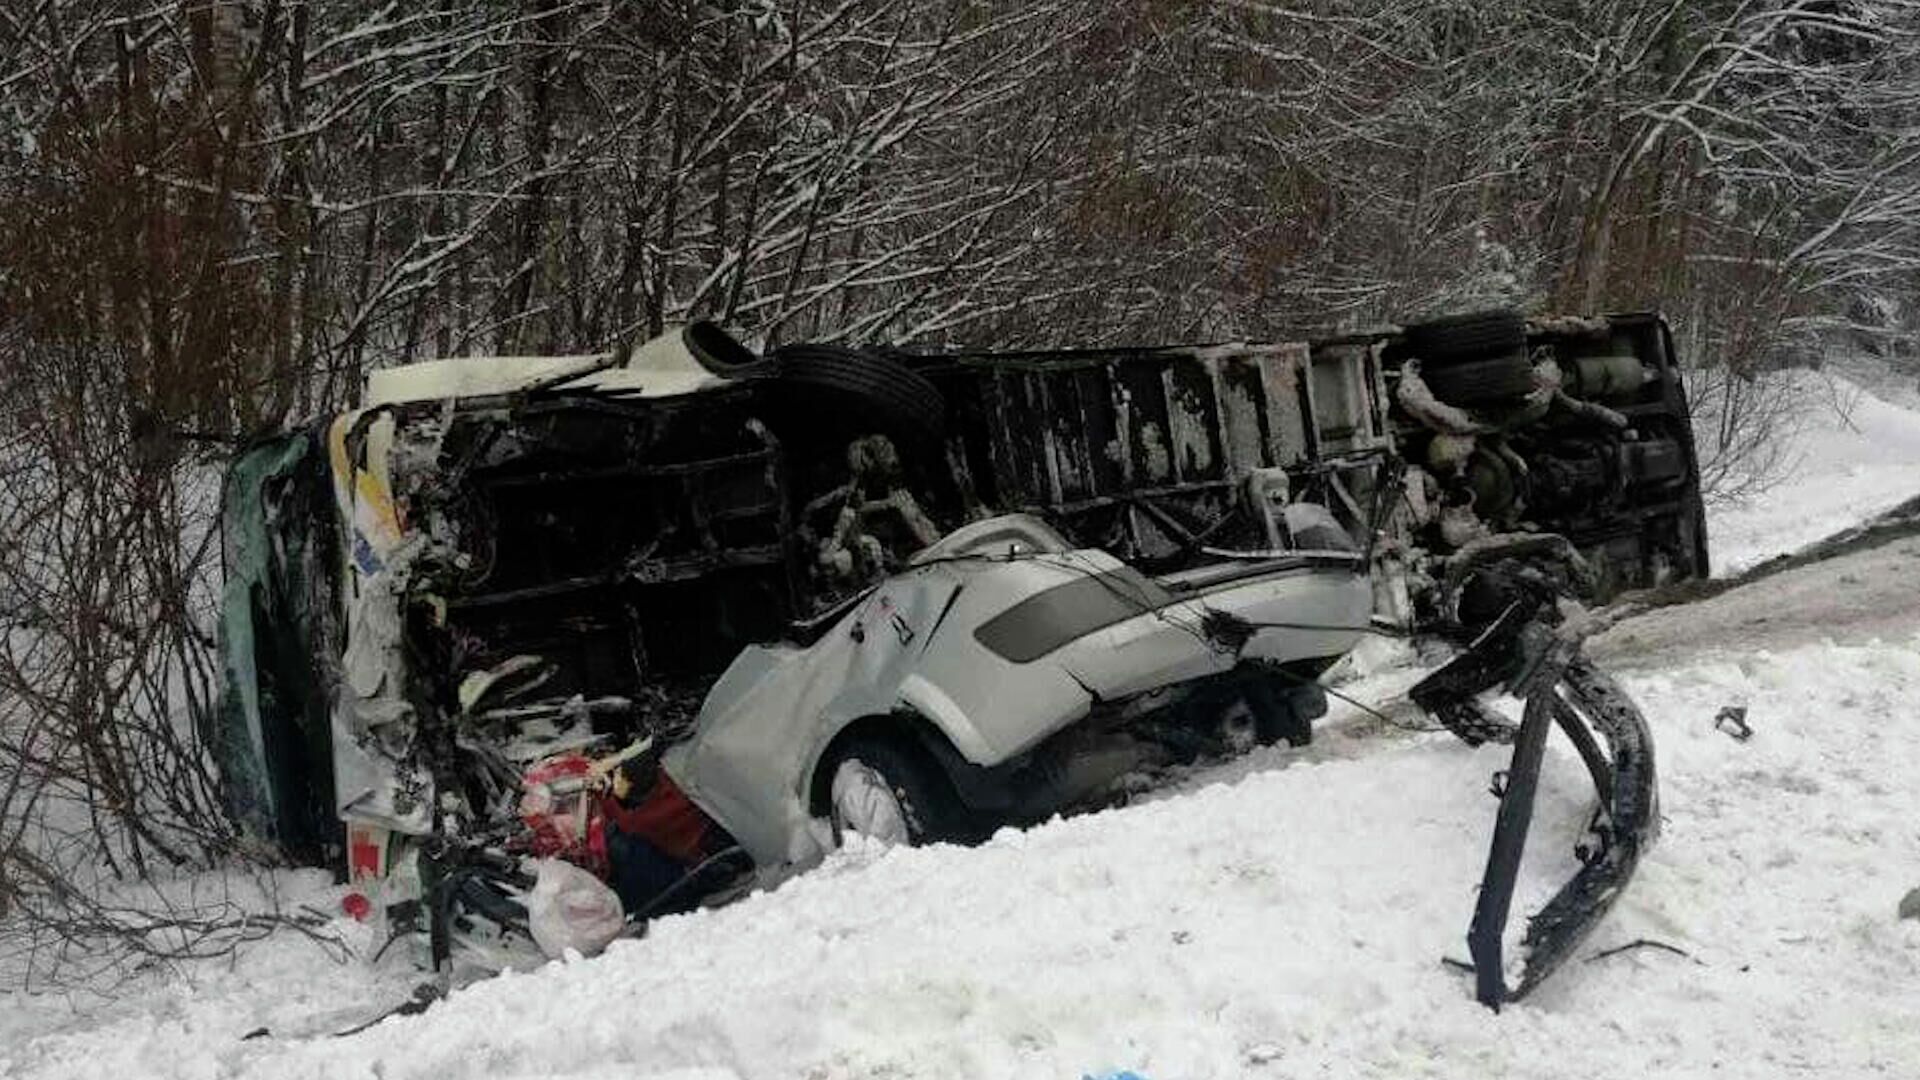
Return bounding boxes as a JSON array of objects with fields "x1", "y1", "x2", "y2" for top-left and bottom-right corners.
[
  {"x1": 1411, "y1": 554, "x2": 1658, "y2": 1008},
  {"x1": 215, "y1": 310, "x2": 1707, "y2": 1004}
]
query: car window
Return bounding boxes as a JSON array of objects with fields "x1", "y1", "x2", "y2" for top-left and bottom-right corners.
[{"x1": 973, "y1": 566, "x2": 1173, "y2": 663}]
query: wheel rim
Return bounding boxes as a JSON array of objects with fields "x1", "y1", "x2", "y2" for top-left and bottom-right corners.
[{"x1": 829, "y1": 759, "x2": 911, "y2": 845}]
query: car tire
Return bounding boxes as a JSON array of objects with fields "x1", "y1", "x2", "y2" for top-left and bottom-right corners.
[
  {"x1": 1406, "y1": 309, "x2": 1528, "y2": 361},
  {"x1": 1243, "y1": 678, "x2": 1317, "y2": 748},
  {"x1": 823, "y1": 738, "x2": 967, "y2": 847},
  {"x1": 1420, "y1": 354, "x2": 1539, "y2": 405},
  {"x1": 766, "y1": 344, "x2": 946, "y2": 451},
  {"x1": 1405, "y1": 311, "x2": 1535, "y2": 407}
]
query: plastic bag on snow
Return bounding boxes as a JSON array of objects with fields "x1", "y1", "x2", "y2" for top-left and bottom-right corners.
[{"x1": 527, "y1": 858, "x2": 625, "y2": 959}]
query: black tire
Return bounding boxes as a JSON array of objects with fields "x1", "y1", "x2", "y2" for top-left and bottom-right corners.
[
  {"x1": 1405, "y1": 309, "x2": 1528, "y2": 362},
  {"x1": 821, "y1": 737, "x2": 969, "y2": 846},
  {"x1": 1243, "y1": 678, "x2": 1320, "y2": 748},
  {"x1": 766, "y1": 344, "x2": 946, "y2": 450},
  {"x1": 1421, "y1": 353, "x2": 1539, "y2": 405},
  {"x1": 1406, "y1": 310, "x2": 1534, "y2": 406}
]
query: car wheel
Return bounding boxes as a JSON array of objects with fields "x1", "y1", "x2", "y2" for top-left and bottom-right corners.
[
  {"x1": 824, "y1": 739, "x2": 965, "y2": 847},
  {"x1": 765, "y1": 344, "x2": 947, "y2": 451},
  {"x1": 1421, "y1": 354, "x2": 1539, "y2": 405},
  {"x1": 1243, "y1": 677, "x2": 1323, "y2": 748},
  {"x1": 1406, "y1": 309, "x2": 1528, "y2": 361},
  {"x1": 1406, "y1": 309, "x2": 1536, "y2": 407}
]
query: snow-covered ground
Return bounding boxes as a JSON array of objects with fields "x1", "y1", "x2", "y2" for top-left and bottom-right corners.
[
  {"x1": 9, "y1": 369, "x2": 1920, "y2": 1080},
  {"x1": 7, "y1": 614, "x2": 1919, "y2": 1080},
  {"x1": 1702, "y1": 369, "x2": 1920, "y2": 575}
]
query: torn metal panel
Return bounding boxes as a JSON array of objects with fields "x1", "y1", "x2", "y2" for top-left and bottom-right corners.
[
  {"x1": 1204, "y1": 349, "x2": 1275, "y2": 476},
  {"x1": 1161, "y1": 356, "x2": 1222, "y2": 482},
  {"x1": 364, "y1": 321, "x2": 763, "y2": 407},
  {"x1": 945, "y1": 342, "x2": 1363, "y2": 566},
  {"x1": 327, "y1": 410, "x2": 435, "y2": 835},
  {"x1": 1463, "y1": 647, "x2": 1658, "y2": 1008},
  {"x1": 367, "y1": 353, "x2": 612, "y2": 408},
  {"x1": 1253, "y1": 342, "x2": 1314, "y2": 465},
  {"x1": 1410, "y1": 562, "x2": 1659, "y2": 1010},
  {"x1": 214, "y1": 429, "x2": 342, "y2": 861},
  {"x1": 1307, "y1": 344, "x2": 1387, "y2": 454}
]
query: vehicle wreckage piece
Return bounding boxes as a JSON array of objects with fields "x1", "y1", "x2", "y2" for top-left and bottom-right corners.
[
  {"x1": 668, "y1": 511, "x2": 1371, "y2": 869},
  {"x1": 1410, "y1": 564, "x2": 1658, "y2": 1009},
  {"x1": 214, "y1": 311, "x2": 1694, "y2": 1004}
]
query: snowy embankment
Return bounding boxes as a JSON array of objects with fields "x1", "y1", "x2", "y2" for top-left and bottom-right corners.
[
  {"x1": 7, "y1": 626, "x2": 1920, "y2": 1080},
  {"x1": 9, "y1": 370, "x2": 1920, "y2": 1080},
  {"x1": 1703, "y1": 368, "x2": 1920, "y2": 575}
]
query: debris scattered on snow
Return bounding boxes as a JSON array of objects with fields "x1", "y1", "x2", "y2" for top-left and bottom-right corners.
[
  {"x1": 1714, "y1": 705, "x2": 1754, "y2": 742},
  {"x1": 1584, "y1": 938, "x2": 1699, "y2": 965}
]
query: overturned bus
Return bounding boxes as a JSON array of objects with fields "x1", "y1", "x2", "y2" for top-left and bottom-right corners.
[{"x1": 214, "y1": 310, "x2": 1700, "y2": 1005}]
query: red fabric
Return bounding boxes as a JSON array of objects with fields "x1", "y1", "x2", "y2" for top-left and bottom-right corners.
[
  {"x1": 347, "y1": 826, "x2": 384, "y2": 882},
  {"x1": 519, "y1": 752, "x2": 610, "y2": 875},
  {"x1": 599, "y1": 773, "x2": 711, "y2": 864}
]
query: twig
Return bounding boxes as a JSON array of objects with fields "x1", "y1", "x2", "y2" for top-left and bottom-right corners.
[
  {"x1": 1714, "y1": 706, "x2": 1754, "y2": 742},
  {"x1": 1585, "y1": 938, "x2": 1698, "y2": 964}
]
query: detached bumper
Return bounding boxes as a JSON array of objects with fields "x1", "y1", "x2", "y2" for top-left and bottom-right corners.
[{"x1": 1414, "y1": 608, "x2": 1659, "y2": 1008}]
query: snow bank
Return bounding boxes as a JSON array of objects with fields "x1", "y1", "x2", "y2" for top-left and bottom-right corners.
[
  {"x1": 9, "y1": 631, "x2": 1919, "y2": 1080},
  {"x1": 1704, "y1": 370, "x2": 1920, "y2": 574}
]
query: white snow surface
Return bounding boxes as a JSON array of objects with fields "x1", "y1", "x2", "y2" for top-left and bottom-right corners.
[
  {"x1": 1703, "y1": 370, "x2": 1920, "y2": 574},
  {"x1": 8, "y1": 618, "x2": 1920, "y2": 1079}
]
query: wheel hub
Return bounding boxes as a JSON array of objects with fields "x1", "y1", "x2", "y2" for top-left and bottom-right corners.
[{"x1": 829, "y1": 759, "x2": 911, "y2": 845}]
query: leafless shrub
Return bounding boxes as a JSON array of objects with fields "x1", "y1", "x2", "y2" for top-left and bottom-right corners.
[
  {"x1": 1686, "y1": 365, "x2": 1808, "y2": 506},
  {"x1": 0, "y1": 334, "x2": 236, "y2": 932},
  {"x1": 0, "y1": 856, "x2": 348, "y2": 995}
]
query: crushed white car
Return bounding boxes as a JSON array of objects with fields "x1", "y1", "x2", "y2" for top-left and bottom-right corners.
[{"x1": 674, "y1": 511, "x2": 1369, "y2": 867}]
